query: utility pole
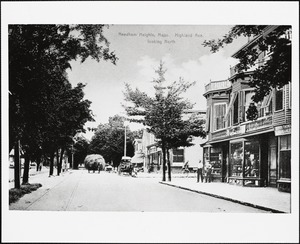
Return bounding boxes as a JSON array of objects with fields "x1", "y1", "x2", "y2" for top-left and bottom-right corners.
[
  {"x1": 124, "y1": 125, "x2": 127, "y2": 157},
  {"x1": 124, "y1": 120, "x2": 129, "y2": 157},
  {"x1": 71, "y1": 143, "x2": 74, "y2": 169},
  {"x1": 14, "y1": 140, "x2": 21, "y2": 189}
]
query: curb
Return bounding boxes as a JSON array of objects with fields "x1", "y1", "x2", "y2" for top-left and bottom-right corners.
[{"x1": 159, "y1": 181, "x2": 286, "y2": 213}]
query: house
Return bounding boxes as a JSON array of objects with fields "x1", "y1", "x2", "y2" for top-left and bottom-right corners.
[
  {"x1": 141, "y1": 110, "x2": 206, "y2": 173},
  {"x1": 201, "y1": 26, "x2": 291, "y2": 192},
  {"x1": 131, "y1": 138, "x2": 145, "y2": 169}
]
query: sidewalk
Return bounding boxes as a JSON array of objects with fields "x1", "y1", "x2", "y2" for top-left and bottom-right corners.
[
  {"x1": 9, "y1": 166, "x2": 69, "y2": 189},
  {"x1": 159, "y1": 177, "x2": 291, "y2": 213}
]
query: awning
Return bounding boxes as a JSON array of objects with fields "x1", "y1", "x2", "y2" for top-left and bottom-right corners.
[
  {"x1": 121, "y1": 156, "x2": 132, "y2": 160},
  {"x1": 131, "y1": 152, "x2": 144, "y2": 164}
]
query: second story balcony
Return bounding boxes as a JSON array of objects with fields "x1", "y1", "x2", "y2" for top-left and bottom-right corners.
[
  {"x1": 230, "y1": 60, "x2": 267, "y2": 78},
  {"x1": 204, "y1": 79, "x2": 231, "y2": 94}
]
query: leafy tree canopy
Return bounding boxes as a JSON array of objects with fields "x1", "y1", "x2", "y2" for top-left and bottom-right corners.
[
  {"x1": 9, "y1": 24, "x2": 117, "y2": 179},
  {"x1": 88, "y1": 115, "x2": 138, "y2": 167},
  {"x1": 203, "y1": 25, "x2": 291, "y2": 102},
  {"x1": 124, "y1": 62, "x2": 206, "y2": 146}
]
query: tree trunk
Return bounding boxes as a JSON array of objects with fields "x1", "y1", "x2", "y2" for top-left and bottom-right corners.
[
  {"x1": 167, "y1": 149, "x2": 171, "y2": 181},
  {"x1": 59, "y1": 148, "x2": 64, "y2": 174},
  {"x1": 49, "y1": 150, "x2": 54, "y2": 176},
  {"x1": 161, "y1": 141, "x2": 166, "y2": 182},
  {"x1": 36, "y1": 156, "x2": 41, "y2": 171},
  {"x1": 14, "y1": 140, "x2": 21, "y2": 189},
  {"x1": 22, "y1": 153, "x2": 30, "y2": 185},
  {"x1": 56, "y1": 149, "x2": 60, "y2": 176}
]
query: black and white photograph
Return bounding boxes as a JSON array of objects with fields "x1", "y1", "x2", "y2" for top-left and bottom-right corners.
[{"x1": 2, "y1": 1, "x2": 299, "y2": 243}]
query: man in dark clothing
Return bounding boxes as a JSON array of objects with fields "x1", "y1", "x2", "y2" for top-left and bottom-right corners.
[{"x1": 197, "y1": 160, "x2": 204, "y2": 183}]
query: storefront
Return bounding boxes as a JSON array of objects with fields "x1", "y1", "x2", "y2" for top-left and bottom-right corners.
[
  {"x1": 202, "y1": 129, "x2": 280, "y2": 188},
  {"x1": 147, "y1": 145, "x2": 161, "y2": 172},
  {"x1": 203, "y1": 143, "x2": 228, "y2": 182}
]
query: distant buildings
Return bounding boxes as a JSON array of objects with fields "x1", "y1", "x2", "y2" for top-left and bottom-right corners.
[{"x1": 140, "y1": 110, "x2": 206, "y2": 173}]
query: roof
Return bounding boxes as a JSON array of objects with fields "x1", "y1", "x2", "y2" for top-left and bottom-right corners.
[{"x1": 231, "y1": 26, "x2": 280, "y2": 58}]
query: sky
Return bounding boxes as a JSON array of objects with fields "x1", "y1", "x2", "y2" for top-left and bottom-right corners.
[{"x1": 66, "y1": 25, "x2": 248, "y2": 140}]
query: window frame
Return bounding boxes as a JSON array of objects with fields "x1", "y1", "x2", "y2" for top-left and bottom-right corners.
[
  {"x1": 279, "y1": 135, "x2": 291, "y2": 180},
  {"x1": 275, "y1": 87, "x2": 284, "y2": 112},
  {"x1": 213, "y1": 102, "x2": 227, "y2": 131},
  {"x1": 172, "y1": 148, "x2": 184, "y2": 163},
  {"x1": 244, "y1": 89, "x2": 256, "y2": 121},
  {"x1": 232, "y1": 93, "x2": 239, "y2": 125}
]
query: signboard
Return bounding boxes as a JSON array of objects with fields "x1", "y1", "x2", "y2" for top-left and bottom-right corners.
[
  {"x1": 245, "y1": 116, "x2": 273, "y2": 132},
  {"x1": 275, "y1": 125, "x2": 291, "y2": 136},
  {"x1": 227, "y1": 125, "x2": 245, "y2": 136}
]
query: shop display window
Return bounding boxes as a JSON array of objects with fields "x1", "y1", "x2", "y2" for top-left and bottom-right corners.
[
  {"x1": 210, "y1": 147, "x2": 222, "y2": 177},
  {"x1": 244, "y1": 141, "x2": 260, "y2": 178},
  {"x1": 279, "y1": 135, "x2": 291, "y2": 179},
  {"x1": 229, "y1": 142, "x2": 243, "y2": 177}
]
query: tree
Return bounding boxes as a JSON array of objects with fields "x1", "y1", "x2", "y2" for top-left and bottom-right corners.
[
  {"x1": 246, "y1": 103, "x2": 258, "y2": 121},
  {"x1": 203, "y1": 25, "x2": 291, "y2": 103},
  {"x1": 73, "y1": 136, "x2": 90, "y2": 169},
  {"x1": 9, "y1": 24, "x2": 117, "y2": 184},
  {"x1": 88, "y1": 115, "x2": 136, "y2": 167},
  {"x1": 123, "y1": 62, "x2": 206, "y2": 181}
]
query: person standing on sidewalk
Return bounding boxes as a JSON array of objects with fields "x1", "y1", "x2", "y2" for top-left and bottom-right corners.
[
  {"x1": 197, "y1": 160, "x2": 204, "y2": 183},
  {"x1": 204, "y1": 162, "x2": 212, "y2": 183}
]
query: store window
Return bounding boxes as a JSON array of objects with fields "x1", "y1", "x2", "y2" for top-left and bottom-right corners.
[
  {"x1": 244, "y1": 141, "x2": 260, "y2": 178},
  {"x1": 229, "y1": 142, "x2": 243, "y2": 177},
  {"x1": 210, "y1": 147, "x2": 222, "y2": 177},
  {"x1": 279, "y1": 135, "x2": 291, "y2": 179},
  {"x1": 233, "y1": 93, "x2": 239, "y2": 124},
  {"x1": 275, "y1": 88, "x2": 283, "y2": 111},
  {"x1": 214, "y1": 103, "x2": 226, "y2": 131},
  {"x1": 173, "y1": 149, "x2": 184, "y2": 163}
]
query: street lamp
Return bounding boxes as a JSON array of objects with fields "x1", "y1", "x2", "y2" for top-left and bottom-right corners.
[{"x1": 124, "y1": 120, "x2": 130, "y2": 157}]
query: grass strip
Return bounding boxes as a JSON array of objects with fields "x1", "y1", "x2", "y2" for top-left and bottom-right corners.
[{"x1": 9, "y1": 183, "x2": 42, "y2": 204}]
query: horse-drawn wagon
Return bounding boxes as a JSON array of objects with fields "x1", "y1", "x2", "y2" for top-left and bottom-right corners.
[{"x1": 84, "y1": 154, "x2": 106, "y2": 173}]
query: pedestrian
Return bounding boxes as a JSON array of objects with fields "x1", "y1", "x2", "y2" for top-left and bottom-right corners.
[
  {"x1": 197, "y1": 160, "x2": 204, "y2": 183},
  {"x1": 204, "y1": 162, "x2": 212, "y2": 183}
]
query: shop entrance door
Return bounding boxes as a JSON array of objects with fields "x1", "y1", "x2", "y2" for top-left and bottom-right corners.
[{"x1": 222, "y1": 146, "x2": 228, "y2": 182}]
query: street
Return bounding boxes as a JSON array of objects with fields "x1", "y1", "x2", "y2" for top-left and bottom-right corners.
[{"x1": 10, "y1": 169, "x2": 269, "y2": 212}]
